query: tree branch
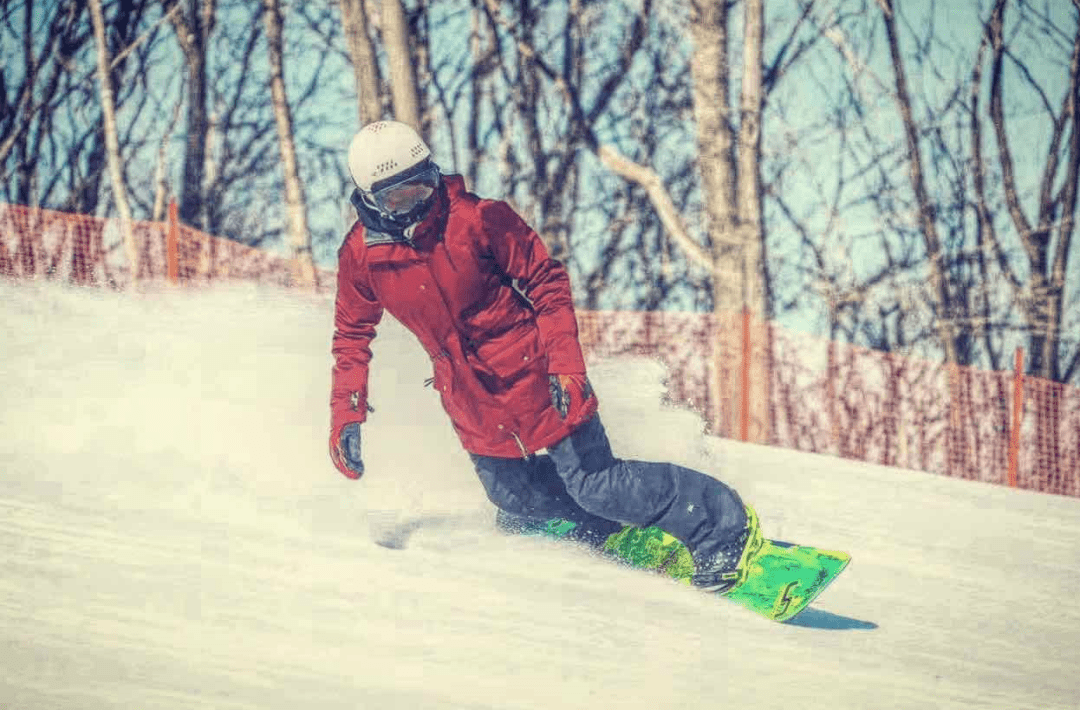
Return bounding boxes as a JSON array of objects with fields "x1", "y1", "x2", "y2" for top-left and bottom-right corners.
[{"x1": 595, "y1": 144, "x2": 712, "y2": 271}]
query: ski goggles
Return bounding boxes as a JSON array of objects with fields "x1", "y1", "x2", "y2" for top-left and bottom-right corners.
[{"x1": 366, "y1": 160, "x2": 441, "y2": 218}]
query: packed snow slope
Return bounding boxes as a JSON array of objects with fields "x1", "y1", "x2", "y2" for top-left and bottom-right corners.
[{"x1": 2, "y1": 281, "x2": 1078, "y2": 710}]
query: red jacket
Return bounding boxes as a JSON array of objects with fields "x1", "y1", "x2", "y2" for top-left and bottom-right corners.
[{"x1": 331, "y1": 175, "x2": 594, "y2": 462}]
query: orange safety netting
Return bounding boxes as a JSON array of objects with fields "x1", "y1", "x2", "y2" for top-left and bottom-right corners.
[
  {"x1": 4, "y1": 203, "x2": 1077, "y2": 497},
  {"x1": 578, "y1": 311, "x2": 1079, "y2": 498},
  {"x1": 0, "y1": 202, "x2": 329, "y2": 287}
]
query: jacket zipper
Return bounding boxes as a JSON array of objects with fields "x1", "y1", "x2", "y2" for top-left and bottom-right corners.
[{"x1": 511, "y1": 432, "x2": 530, "y2": 458}]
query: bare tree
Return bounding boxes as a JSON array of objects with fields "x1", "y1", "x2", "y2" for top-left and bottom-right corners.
[
  {"x1": 381, "y1": 0, "x2": 421, "y2": 128},
  {"x1": 339, "y1": 0, "x2": 383, "y2": 124},
  {"x1": 162, "y1": 0, "x2": 216, "y2": 230},
  {"x1": 263, "y1": 0, "x2": 317, "y2": 288},
  {"x1": 88, "y1": 0, "x2": 139, "y2": 278},
  {"x1": 0, "y1": 1, "x2": 91, "y2": 206},
  {"x1": 978, "y1": 0, "x2": 1080, "y2": 383},
  {"x1": 974, "y1": 0, "x2": 1080, "y2": 475},
  {"x1": 686, "y1": 0, "x2": 770, "y2": 437},
  {"x1": 800, "y1": 1, "x2": 1078, "y2": 384},
  {"x1": 877, "y1": 0, "x2": 961, "y2": 367},
  {"x1": 79, "y1": 0, "x2": 166, "y2": 217},
  {"x1": 775, "y1": 0, "x2": 1080, "y2": 478}
]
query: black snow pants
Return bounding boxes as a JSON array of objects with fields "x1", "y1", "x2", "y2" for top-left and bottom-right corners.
[{"x1": 469, "y1": 414, "x2": 748, "y2": 564}]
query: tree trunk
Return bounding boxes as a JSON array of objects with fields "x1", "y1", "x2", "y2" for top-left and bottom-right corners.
[
  {"x1": 89, "y1": 0, "x2": 140, "y2": 282},
  {"x1": 736, "y1": 0, "x2": 769, "y2": 443},
  {"x1": 263, "y1": 0, "x2": 317, "y2": 289},
  {"x1": 339, "y1": 0, "x2": 382, "y2": 124},
  {"x1": 689, "y1": 0, "x2": 736, "y2": 279},
  {"x1": 180, "y1": 48, "x2": 207, "y2": 228},
  {"x1": 689, "y1": 0, "x2": 735, "y2": 436},
  {"x1": 689, "y1": 0, "x2": 769, "y2": 440},
  {"x1": 1053, "y1": 20, "x2": 1080, "y2": 383},
  {"x1": 878, "y1": 0, "x2": 965, "y2": 473},
  {"x1": 166, "y1": 0, "x2": 214, "y2": 230},
  {"x1": 380, "y1": 0, "x2": 421, "y2": 127}
]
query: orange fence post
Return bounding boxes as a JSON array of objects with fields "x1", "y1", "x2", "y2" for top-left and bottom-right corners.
[
  {"x1": 826, "y1": 339, "x2": 838, "y2": 454},
  {"x1": 166, "y1": 199, "x2": 179, "y2": 283},
  {"x1": 1008, "y1": 347, "x2": 1025, "y2": 487},
  {"x1": 740, "y1": 306, "x2": 751, "y2": 443},
  {"x1": 946, "y1": 360, "x2": 961, "y2": 478}
]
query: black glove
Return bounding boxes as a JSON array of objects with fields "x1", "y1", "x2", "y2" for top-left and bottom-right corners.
[
  {"x1": 549, "y1": 373, "x2": 597, "y2": 426},
  {"x1": 332, "y1": 422, "x2": 365, "y2": 479}
]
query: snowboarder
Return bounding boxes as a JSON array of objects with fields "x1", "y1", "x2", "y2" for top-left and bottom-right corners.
[{"x1": 329, "y1": 120, "x2": 761, "y2": 593}]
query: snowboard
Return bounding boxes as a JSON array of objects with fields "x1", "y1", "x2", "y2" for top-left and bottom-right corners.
[{"x1": 513, "y1": 517, "x2": 850, "y2": 623}]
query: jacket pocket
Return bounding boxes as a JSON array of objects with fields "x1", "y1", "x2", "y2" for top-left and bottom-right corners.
[{"x1": 469, "y1": 325, "x2": 545, "y2": 393}]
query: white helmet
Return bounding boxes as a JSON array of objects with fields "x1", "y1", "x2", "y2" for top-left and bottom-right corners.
[{"x1": 348, "y1": 121, "x2": 431, "y2": 191}]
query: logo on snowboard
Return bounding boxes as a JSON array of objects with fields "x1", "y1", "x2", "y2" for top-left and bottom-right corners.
[{"x1": 775, "y1": 581, "x2": 800, "y2": 618}]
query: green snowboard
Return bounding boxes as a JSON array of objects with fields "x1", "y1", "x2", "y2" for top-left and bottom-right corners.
[{"x1": 518, "y1": 518, "x2": 850, "y2": 623}]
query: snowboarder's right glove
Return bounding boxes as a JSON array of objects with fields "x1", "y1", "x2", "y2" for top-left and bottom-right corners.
[{"x1": 330, "y1": 422, "x2": 365, "y2": 479}]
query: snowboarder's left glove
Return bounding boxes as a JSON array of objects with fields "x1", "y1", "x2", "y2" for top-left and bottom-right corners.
[
  {"x1": 330, "y1": 421, "x2": 365, "y2": 479},
  {"x1": 549, "y1": 373, "x2": 598, "y2": 429}
]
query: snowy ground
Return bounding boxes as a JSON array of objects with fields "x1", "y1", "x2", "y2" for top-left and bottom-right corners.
[{"x1": 1, "y1": 281, "x2": 1078, "y2": 710}]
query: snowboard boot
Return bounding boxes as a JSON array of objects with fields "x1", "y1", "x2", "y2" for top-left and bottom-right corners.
[
  {"x1": 495, "y1": 509, "x2": 620, "y2": 550},
  {"x1": 690, "y1": 505, "x2": 764, "y2": 594}
]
